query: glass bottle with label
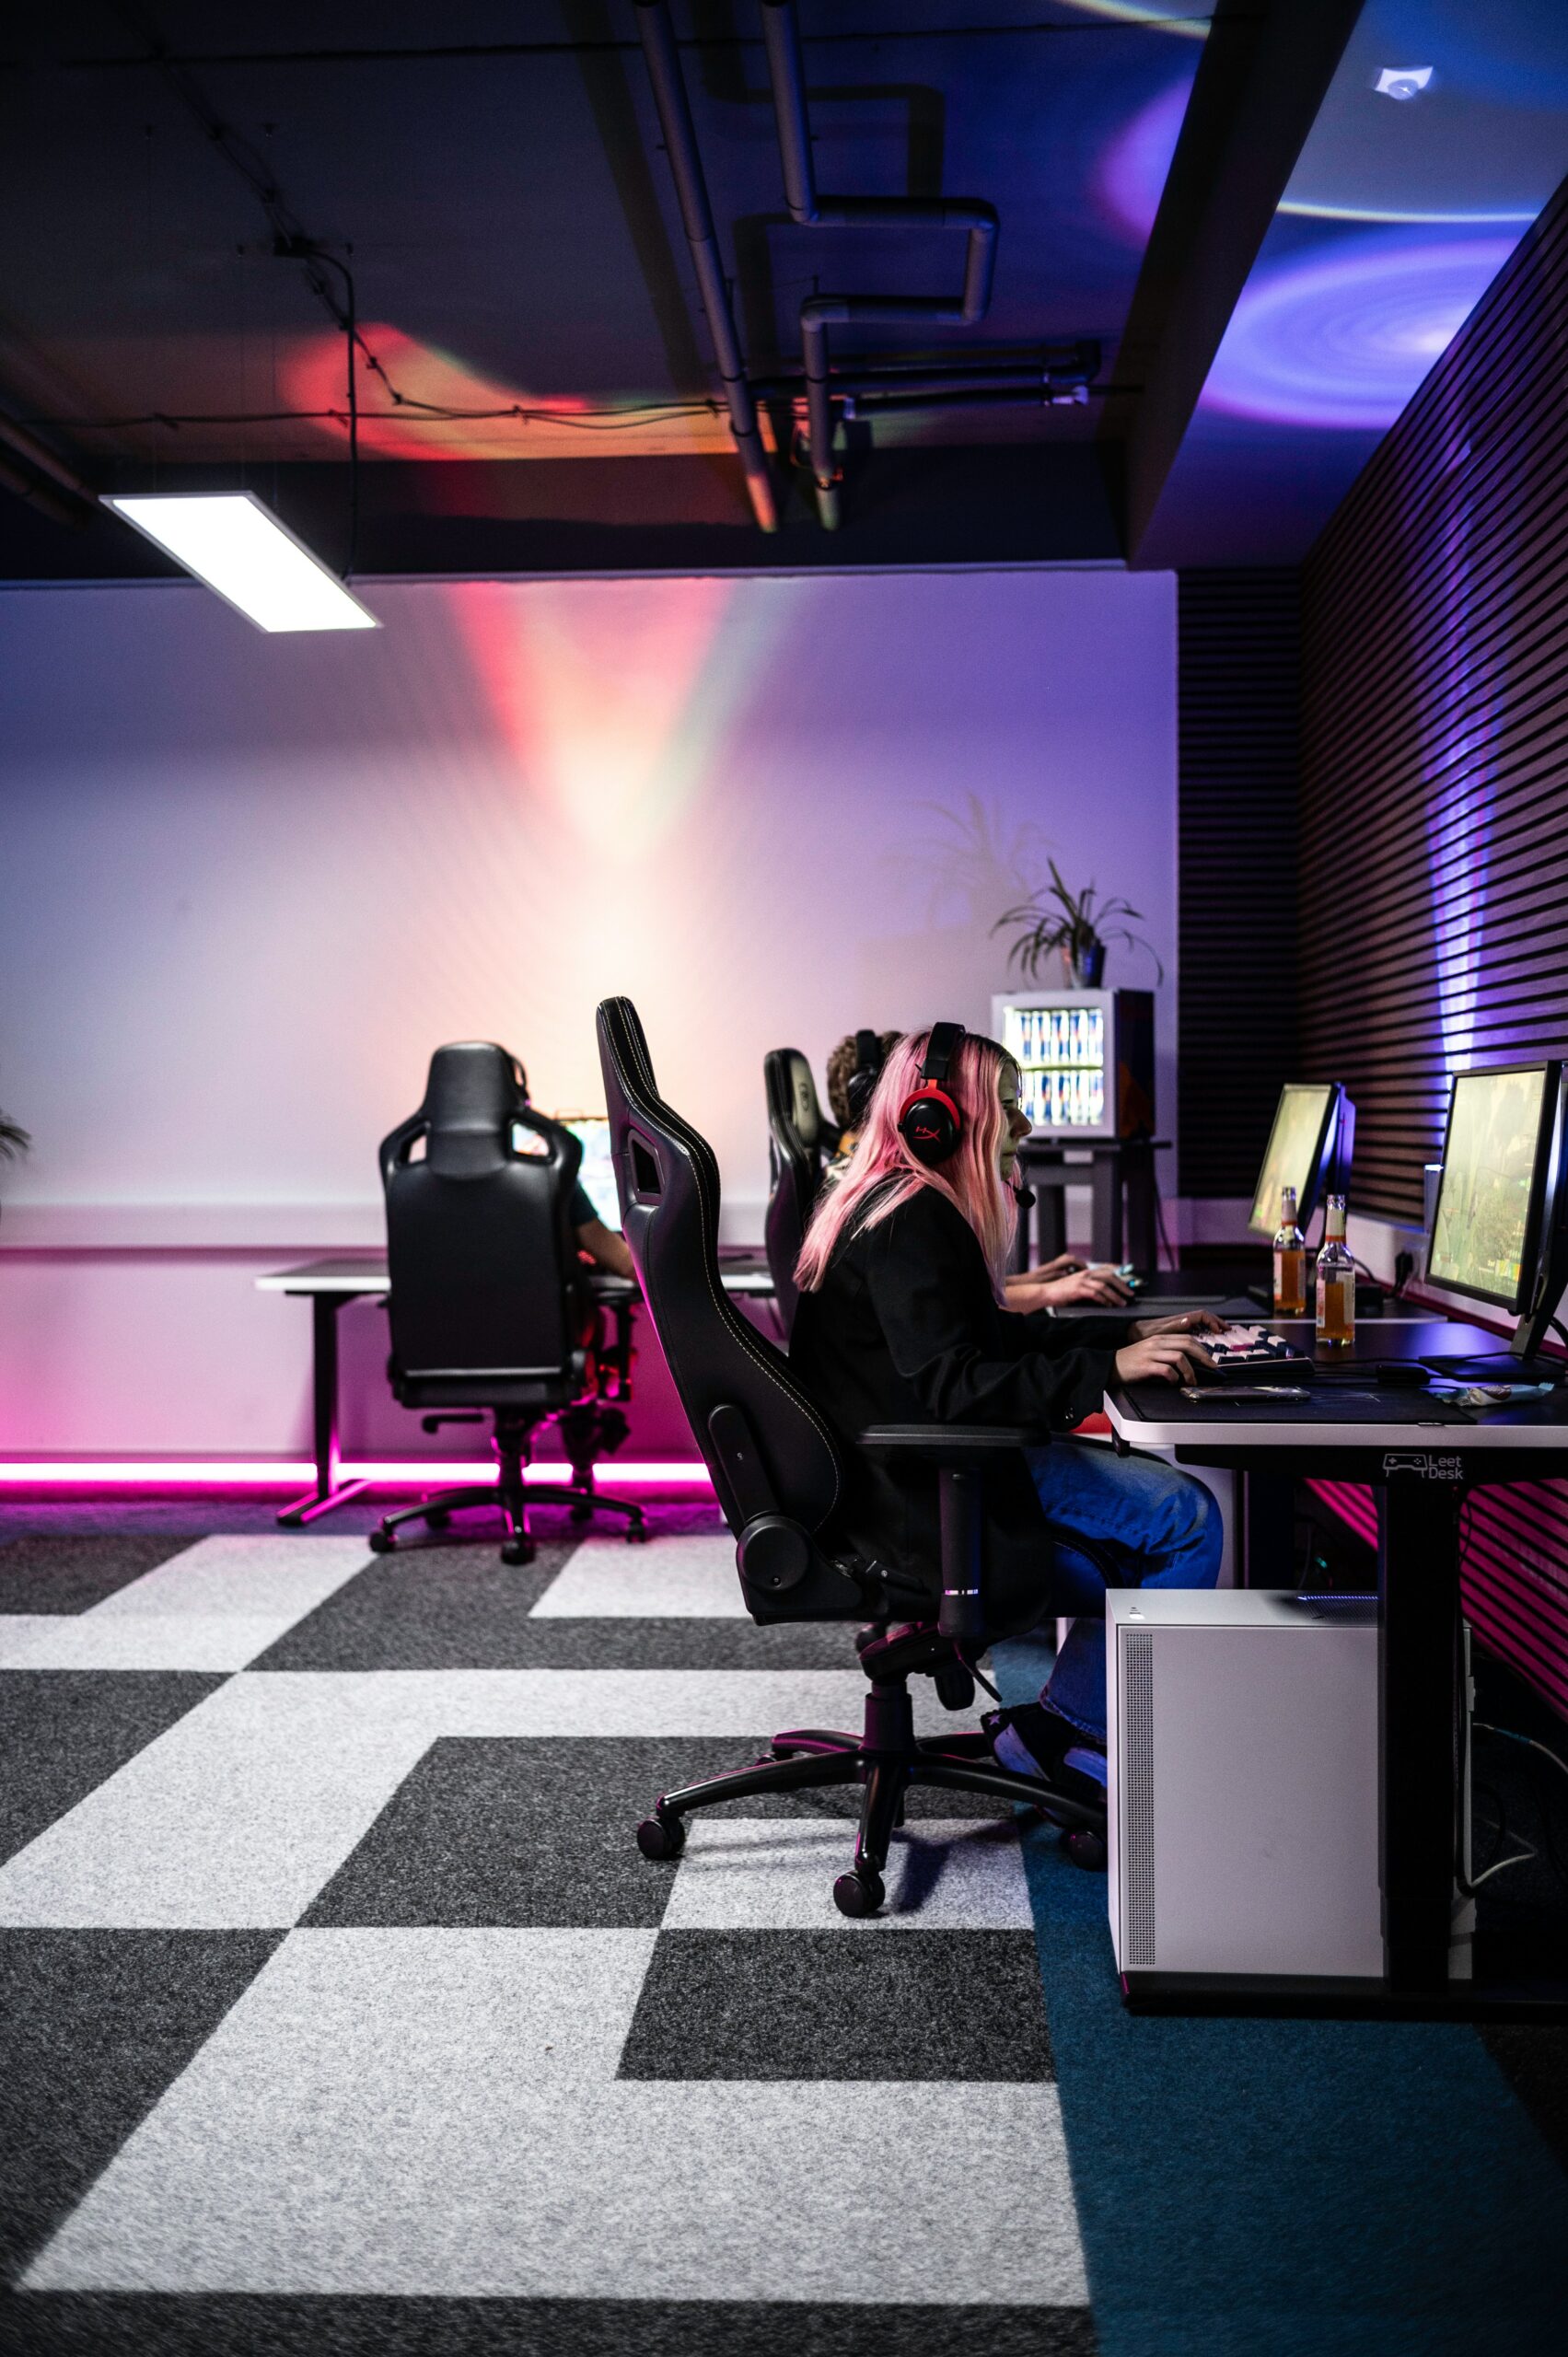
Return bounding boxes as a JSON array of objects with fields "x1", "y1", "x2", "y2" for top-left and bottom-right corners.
[
  {"x1": 1272, "y1": 1186, "x2": 1307, "y2": 1317},
  {"x1": 1315, "y1": 1192, "x2": 1355, "y2": 1347}
]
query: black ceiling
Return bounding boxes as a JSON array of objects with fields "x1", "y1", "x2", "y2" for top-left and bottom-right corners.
[{"x1": 1, "y1": 2, "x2": 1562, "y2": 578}]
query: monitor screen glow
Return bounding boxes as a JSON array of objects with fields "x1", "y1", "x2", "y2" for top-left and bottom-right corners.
[
  {"x1": 1427, "y1": 1065, "x2": 1552, "y2": 1311},
  {"x1": 509, "y1": 1114, "x2": 621, "y2": 1231},
  {"x1": 1248, "y1": 1084, "x2": 1337, "y2": 1235},
  {"x1": 560, "y1": 1115, "x2": 621, "y2": 1233}
]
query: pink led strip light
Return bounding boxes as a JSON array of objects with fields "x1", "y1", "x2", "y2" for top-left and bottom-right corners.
[{"x1": 0, "y1": 1460, "x2": 714, "y2": 1489}]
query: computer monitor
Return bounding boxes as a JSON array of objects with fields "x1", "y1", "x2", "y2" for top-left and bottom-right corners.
[
  {"x1": 558, "y1": 1114, "x2": 621, "y2": 1233},
  {"x1": 1426, "y1": 1062, "x2": 1562, "y2": 1321},
  {"x1": 1247, "y1": 1083, "x2": 1354, "y2": 1237},
  {"x1": 510, "y1": 1113, "x2": 622, "y2": 1231}
]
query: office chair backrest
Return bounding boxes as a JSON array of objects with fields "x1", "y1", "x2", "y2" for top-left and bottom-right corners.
[
  {"x1": 763, "y1": 1046, "x2": 830, "y2": 1337},
  {"x1": 379, "y1": 1041, "x2": 586, "y2": 1399},
  {"x1": 598, "y1": 999, "x2": 864, "y2": 1620}
]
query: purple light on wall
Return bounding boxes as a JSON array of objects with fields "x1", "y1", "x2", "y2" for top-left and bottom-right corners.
[
  {"x1": 1097, "y1": 77, "x2": 1195, "y2": 241},
  {"x1": 1201, "y1": 233, "x2": 1516, "y2": 429},
  {"x1": 1422, "y1": 375, "x2": 1496, "y2": 1078}
]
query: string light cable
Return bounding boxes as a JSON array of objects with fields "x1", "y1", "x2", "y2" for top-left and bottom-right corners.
[{"x1": 29, "y1": 400, "x2": 727, "y2": 434}]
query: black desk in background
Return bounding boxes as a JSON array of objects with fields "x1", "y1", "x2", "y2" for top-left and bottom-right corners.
[
  {"x1": 1012, "y1": 1135, "x2": 1169, "y2": 1271},
  {"x1": 1108, "y1": 1321, "x2": 1568, "y2": 2020},
  {"x1": 254, "y1": 1255, "x2": 774, "y2": 1527}
]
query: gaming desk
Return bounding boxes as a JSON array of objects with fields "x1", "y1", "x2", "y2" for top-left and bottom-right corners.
[{"x1": 1107, "y1": 1322, "x2": 1568, "y2": 2019}]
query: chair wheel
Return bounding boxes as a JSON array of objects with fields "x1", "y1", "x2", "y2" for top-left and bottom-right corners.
[
  {"x1": 1066, "y1": 1829, "x2": 1108, "y2": 1872},
  {"x1": 833, "y1": 1868, "x2": 884, "y2": 1918},
  {"x1": 570, "y1": 1502, "x2": 593, "y2": 1525},
  {"x1": 636, "y1": 1814, "x2": 685, "y2": 1861},
  {"x1": 368, "y1": 1529, "x2": 394, "y2": 1553},
  {"x1": 626, "y1": 1522, "x2": 649, "y2": 1545},
  {"x1": 500, "y1": 1538, "x2": 536, "y2": 1566},
  {"x1": 425, "y1": 1507, "x2": 451, "y2": 1530}
]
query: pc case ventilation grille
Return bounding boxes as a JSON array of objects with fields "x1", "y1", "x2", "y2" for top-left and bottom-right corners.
[{"x1": 1124, "y1": 1627, "x2": 1156, "y2": 1968}]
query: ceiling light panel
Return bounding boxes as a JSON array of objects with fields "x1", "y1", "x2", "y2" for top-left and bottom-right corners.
[{"x1": 102, "y1": 493, "x2": 378, "y2": 633}]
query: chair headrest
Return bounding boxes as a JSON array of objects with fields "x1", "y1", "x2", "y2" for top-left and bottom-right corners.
[
  {"x1": 765, "y1": 1046, "x2": 828, "y2": 1160},
  {"x1": 422, "y1": 1042, "x2": 526, "y2": 1131}
]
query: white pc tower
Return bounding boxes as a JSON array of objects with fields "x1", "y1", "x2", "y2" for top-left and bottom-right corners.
[
  {"x1": 1108, "y1": 1593, "x2": 1380, "y2": 1987},
  {"x1": 1107, "y1": 1590, "x2": 1476, "y2": 1991}
]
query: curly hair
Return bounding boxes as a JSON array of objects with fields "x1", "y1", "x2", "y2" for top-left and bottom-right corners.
[{"x1": 823, "y1": 1029, "x2": 902, "y2": 1132}]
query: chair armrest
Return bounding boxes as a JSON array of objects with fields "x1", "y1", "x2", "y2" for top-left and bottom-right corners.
[{"x1": 858, "y1": 1423, "x2": 1032, "y2": 1459}]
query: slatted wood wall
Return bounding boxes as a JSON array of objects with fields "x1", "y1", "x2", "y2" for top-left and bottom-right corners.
[
  {"x1": 1177, "y1": 569, "x2": 1301, "y2": 1198},
  {"x1": 1299, "y1": 179, "x2": 1568, "y2": 1723}
]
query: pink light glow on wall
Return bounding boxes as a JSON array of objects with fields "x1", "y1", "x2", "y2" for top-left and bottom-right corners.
[{"x1": 444, "y1": 576, "x2": 795, "y2": 865}]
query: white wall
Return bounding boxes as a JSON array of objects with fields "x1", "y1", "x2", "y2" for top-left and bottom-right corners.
[{"x1": 0, "y1": 566, "x2": 1177, "y2": 1453}]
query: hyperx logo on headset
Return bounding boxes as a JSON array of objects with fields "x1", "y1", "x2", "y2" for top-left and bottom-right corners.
[{"x1": 898, "y1": 1022, "x2": 966, "y2": 1166}]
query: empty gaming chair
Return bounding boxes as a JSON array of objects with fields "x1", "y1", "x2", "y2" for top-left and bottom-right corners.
[
  {"x1": 763, "y1": 1047, "x2": 837, "y2": 1337},
  {"x1": 371, "y1": 1041, "x2": 645, "y2": 1564},
  {"x1": 598, "y1": 997, "x2": 1107, "y2": 1918}
]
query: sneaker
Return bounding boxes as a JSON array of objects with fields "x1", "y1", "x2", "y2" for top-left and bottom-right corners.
[{"x1": 982, "y1": 1701, "x2": 1108, "y2": 1808}]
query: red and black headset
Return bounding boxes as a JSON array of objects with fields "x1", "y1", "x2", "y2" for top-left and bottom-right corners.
[{"x1": 898, "y1": 1021, "x2": 967, "y2": 1167}]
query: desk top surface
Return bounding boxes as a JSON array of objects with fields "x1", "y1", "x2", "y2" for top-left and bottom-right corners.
[
  {"x1": 255, "y1": 1256, "x2": 774, "y2": 1298},
  {"x1": 1109, "y1": 1377, "x2": 1568, "y2": 1456}
]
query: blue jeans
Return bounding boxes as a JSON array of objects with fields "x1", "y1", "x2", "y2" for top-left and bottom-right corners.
[{"x1": 1026, "y1": 1441, "x2": 1224, "y2": 1741}]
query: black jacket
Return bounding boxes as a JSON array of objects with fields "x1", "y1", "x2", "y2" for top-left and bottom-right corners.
[
  {"x1": 787, "y1": 1188, "x2": 1132, "y2": 1612},
  {"x1": 788, "y1": 1185, "x2": 1118, "y2": 1622}
]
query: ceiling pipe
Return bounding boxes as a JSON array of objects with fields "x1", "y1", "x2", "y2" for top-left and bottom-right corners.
[
  {"x1": 0, "y1": 447, "x2": 89, "y2": 529},
  {"x1": 761, "y1": 0, "x2": 999, "y2": 528},
  {"x1": 0, "y1": 406, "x2": 97, "y2": 513},
  {"x1": 753, "y1": 344, "x2": 1101, "y2": 407},
  {"x1": 633, "y1": 0, "x2": 777, "y2": 534}
]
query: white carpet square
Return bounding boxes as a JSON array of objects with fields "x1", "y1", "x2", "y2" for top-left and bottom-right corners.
[
  {"x1": 530, "y1": 1533, "x2": 746, "y2": 1618},
  {"x1": 661, "y1": 1816, "x2": 1035, "y2": 1931},
  {"x1": 0, "y1": 1667, "x2": 958, "y2": 1928},
  {"x1": 25, "y1": 1925, "x2": 1086, "y2": 2305},
  {"x1": 0, "y1": 1536, "x2": 374, "y2": 1670}
]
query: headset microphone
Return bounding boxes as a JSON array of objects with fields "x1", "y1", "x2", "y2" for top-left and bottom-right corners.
[
  {"x1": 1012, "y1": 1183, "x2": 1037, "y2": 1210},
  {"x1": 898, "y1": 1021, "x2": 966, "y2": 1166}
]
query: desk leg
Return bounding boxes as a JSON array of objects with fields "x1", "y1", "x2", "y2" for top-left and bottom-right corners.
[
  {"x1": 1241, "y1": 1470, "x2": 1294, "y2": 1587},
  {"x1": 1377, "y1": 1476, "x2": 1461, "y2": 1996},
  {"x1": 1037, "y1": 1183, "x2": 1066, "y2": 1263},
  {"x1": 1125, "y1": 1144, "x2": 1157, "y2": 1271},
  {"x1": 276, "y1": 1295, "x2": 370, "y2": 1527},
  {"x1": 1090, "y1": 1155, "x2": 1123, "y2": 1264}
]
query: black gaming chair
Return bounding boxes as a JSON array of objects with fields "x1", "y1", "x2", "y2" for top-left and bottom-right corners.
[
  {"x1": 371, "y1": 1041, "x2": 645, "y2": 1564},
  {"x1": 598, "y1": 997, "x2": 1107, "y2": 1918},
  {"x1": 763, "y1": 1047, "x2": 837, "y2": 1336}
]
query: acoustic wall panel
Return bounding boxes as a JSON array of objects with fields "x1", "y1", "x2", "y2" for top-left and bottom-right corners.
[
  {"x1": 1300, "y1": 174, "x2": 1568, "y2": 1722},
  {"x1": 1177, "y1": 570, "x2": 1300, "y2": 1200}
]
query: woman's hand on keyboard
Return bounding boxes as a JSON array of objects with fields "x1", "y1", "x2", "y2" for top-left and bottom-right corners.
[
  {"x1": 1129, "y1": 1310, "x2": 1224, "y2": 1342},
  {"x1": 1114, "y1": 1332, "x2": 1210, "y2": 1386}
]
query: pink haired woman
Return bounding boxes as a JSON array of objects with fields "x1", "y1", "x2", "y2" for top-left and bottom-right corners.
[{"x1": 789, "y1": 1026, "x2": 1225, "y2": 1803}]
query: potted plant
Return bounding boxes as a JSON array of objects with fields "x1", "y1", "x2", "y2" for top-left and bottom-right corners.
[
  {"x1": 0, "y1": 1098, "x2": 30, "y2": 1216},
  {"x1": 993, "y1": 858, "x2": 1164, "y2": 989}
]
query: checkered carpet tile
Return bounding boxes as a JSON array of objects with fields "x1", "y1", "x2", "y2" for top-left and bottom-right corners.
[{"x1": 0, "y1": 1519, "x2": 1092, "y2": 2356}]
